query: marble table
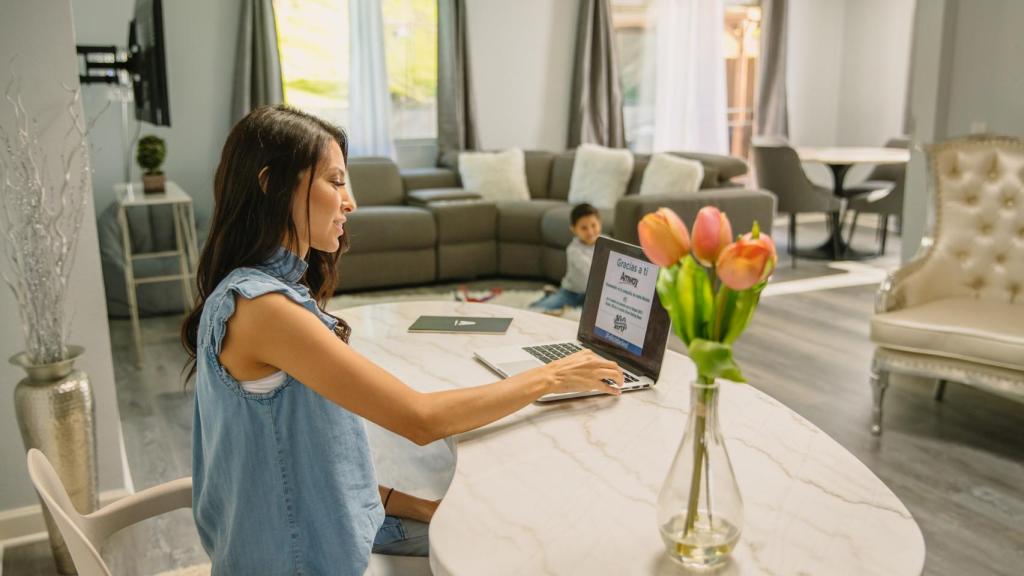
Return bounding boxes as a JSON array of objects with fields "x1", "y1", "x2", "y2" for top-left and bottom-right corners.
[{"x1": 339, "y1": 301, "x2": 925, "y2": 575}]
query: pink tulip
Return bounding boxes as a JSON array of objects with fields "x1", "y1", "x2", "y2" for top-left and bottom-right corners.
[
  {"x1": 716, "y1": 232, "x2": 776, "y2": 291},
  {"x1": 638, "y1": 208, "x2": 691, "y2": 267},
  {"x1": 691, "y1": 207, "x2": 733, "y2": 267}
]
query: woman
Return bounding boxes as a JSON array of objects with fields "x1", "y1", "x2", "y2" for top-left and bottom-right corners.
[{"x1": 181, "y1": 105, "x2": 622, "y2": 575}]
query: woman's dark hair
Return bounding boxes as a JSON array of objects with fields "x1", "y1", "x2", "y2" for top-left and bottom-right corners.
[
  {"x1": 181, "y1": 104, "x2": 351, "y2": 384},
  {"x1": 570, "y1": 203, "x2": 600, "y2": 226}
]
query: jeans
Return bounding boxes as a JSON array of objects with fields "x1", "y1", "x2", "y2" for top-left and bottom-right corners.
[
  {"x1": 372, "y1": 515, "x2": 430, "y2": 557},
  {"x1": 530, "y1": 288, "x2": 586, "y2": 311}
]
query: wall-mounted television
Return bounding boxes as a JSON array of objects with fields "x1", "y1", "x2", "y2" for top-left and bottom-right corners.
[
  {"x1": 76, "y1": 0, "x2": 171, "y2": 127},
  {"x1": 129, "y1": 0, "x2": 170, "y2": 126}
]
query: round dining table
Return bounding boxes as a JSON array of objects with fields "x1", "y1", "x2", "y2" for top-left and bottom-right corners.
[
  {"x1": 344, "y1": 300, "x2": 926, "y2": 576},
  {"x1": 796, "y1": 146, "x2": 910, "y2": 260}
]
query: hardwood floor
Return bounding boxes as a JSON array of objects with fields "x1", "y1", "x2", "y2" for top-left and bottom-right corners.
[{"x1": 4, "y1": 219, "x2": 1022, "y2": 575}]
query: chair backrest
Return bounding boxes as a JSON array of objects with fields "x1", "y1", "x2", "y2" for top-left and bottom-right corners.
[
  {"x1": 751, "y1": 143, "x2": 818, "y2": 213},
  {"x1": 27, "y1": 449, "x2": 112, "y2": 576},
  {"x1": 866, "y1": 137, "x2": 911, "y2": 184},
  {"x1": 925, "y1": 135, "x2": 1024, "y2": 304},
  {"x1": 27, "y1": 449, "x2": 193, "y2": 576}
]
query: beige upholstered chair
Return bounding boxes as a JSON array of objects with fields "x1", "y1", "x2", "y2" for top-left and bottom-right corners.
[
  {"x1": 27, "y1": 449, "x2": 430, "y2": 575},
  {"x1": 869, "y1": 135, "x2": 1024, "y2": 435}
]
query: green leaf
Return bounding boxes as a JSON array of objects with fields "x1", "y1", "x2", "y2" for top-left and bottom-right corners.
[
  {"x1": 677, "y1": 256, "x2": 714, "y2": 342},
  {"x1": 713, "y1": 285, "x2": 737, "y2": 342},
  {"x1": 722, "y1": 281, "x2": 767, "y2": 344},
  {"x1": 688, "y1": 339, "x2": 746, "y2": 383},
  {"x1": 656, "y1": 265, "x2": 687, "y2": 344}
]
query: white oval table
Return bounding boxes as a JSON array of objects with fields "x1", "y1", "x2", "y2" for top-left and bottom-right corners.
[{"x1": 339, "y1": 301, "x2": 925, "y2": 576}]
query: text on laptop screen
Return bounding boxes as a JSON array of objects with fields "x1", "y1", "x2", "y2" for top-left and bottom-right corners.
[{"x1": 593, "y1": 250, "x2": 658, "y2": 355}]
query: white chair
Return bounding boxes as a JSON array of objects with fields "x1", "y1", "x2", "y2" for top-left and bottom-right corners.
[
  {"x1": 870, "y1": 135, "x2": 1024, "y2": 434},
  {"x1": 27, "y1": 449, "x2": 431, "y2": 575}
]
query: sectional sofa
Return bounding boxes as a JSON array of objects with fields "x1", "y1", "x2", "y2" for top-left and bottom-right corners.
[{"x1": 337, "y1": 150, "x2": 776, "y2": 292}]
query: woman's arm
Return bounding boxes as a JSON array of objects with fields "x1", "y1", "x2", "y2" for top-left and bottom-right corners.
[
  {"x1": 222, "y1": 293, "x2": 622, "y2": 446},
  {"x1": 378, "y1": 485, "x2": 438, "y2": 523}
]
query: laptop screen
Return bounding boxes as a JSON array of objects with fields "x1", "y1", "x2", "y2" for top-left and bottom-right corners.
[{"x1": 577, "y1": 237, "x2": 671, "y2": 379}]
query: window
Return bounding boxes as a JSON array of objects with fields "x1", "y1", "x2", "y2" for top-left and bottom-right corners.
[
  {"x1": 273, "y1": 0, "x2": 437, "y2": 141},
  {"x1": 611, "y1": 0, "x2": 762, "y2": 159}
]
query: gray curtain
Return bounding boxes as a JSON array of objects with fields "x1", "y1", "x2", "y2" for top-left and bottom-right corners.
[
  {"x1": 232, "y1": 0, "x2": 284, "y2": 121},
  {"x1": 755, "y1": 0, "x2": 788, "y2": 138},
  {"x1": 568, "y1": 0, "x2": 625, "y2": 148},
  {"x1": 437, "y1": 0, "x2": 478, "y2": 166}
]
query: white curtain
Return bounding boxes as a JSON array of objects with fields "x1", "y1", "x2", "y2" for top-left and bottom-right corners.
[
  {"x1": 640, "y1": 0, "x2": 729, "y2": 154},
  {"x1": 349, "y1": 0, "x2": 395, "y2": 158}
]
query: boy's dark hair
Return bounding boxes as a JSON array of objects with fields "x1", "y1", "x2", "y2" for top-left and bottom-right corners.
[{"x1": 570, "y1": 203, "x2": 600, "y2": 226}]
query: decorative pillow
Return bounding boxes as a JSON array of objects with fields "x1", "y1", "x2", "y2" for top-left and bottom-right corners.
[
  {"x1": 457, "y1": 148, "x2": 531, "y2": 202},
  {"x1": 639, "y1": 153, "x2": 705, "y2": 196},
  {"x1": 567, "y1": 143, "x2": 634, "y2": 210}
]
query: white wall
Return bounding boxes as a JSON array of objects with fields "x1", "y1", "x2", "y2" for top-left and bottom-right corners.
[
  {"x1": 0, "y1": 0, "x2": 127, "y2": 521},
  {"x1": 72, "y1": 0, "x2": 241, "y2": 226},
  {"x1": 836, "y1": 0, "x2": 915, "y2": 147},
  {"x1": 787, "y1": 0, "x2": 915, "y2": 184},
  {"x1": 467, "y1": 0, "x2": 577, "y2": 151},
  {"x1": 786, "y1": 0, "x2": 845, "y2": 148},
  {"x1": 944, "y1": 0, "x2": 1024, "y2": 137}
]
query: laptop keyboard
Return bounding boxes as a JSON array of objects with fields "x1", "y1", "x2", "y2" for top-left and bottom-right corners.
[{"x1": 522, "y1": 343, "x2": 640, "y2": 386}]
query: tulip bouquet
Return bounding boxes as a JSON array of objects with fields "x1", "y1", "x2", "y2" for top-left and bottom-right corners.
[{"x1": 639, "y1": 206, "x2": 776, "y2": 549}]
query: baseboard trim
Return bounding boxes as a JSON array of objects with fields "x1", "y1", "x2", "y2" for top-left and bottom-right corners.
[{"x1": 0, "y1": 489, "x2": 130, "y2": 545}]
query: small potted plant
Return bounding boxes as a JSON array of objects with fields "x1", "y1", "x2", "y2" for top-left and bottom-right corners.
[{"x1": 137, "y1": 134, "x2": 167, "y2": 194}]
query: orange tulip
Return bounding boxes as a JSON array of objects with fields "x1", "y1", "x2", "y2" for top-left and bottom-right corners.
[
  {"x1": 716, "y1": 229, "x2": 776, "y2": 291},
  {"x1": 741, "y1": 230, "x2": 777, "y2": 283},
  {"x1": 638, "y1": 208, "x2": 691, "y2": 267},
  {"x1": 691, "y1": 207, "x2": 733, "y2": 266}
]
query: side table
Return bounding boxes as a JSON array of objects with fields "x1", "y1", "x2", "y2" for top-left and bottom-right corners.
[{"x1": 114, "y1": 181, "x2": 199, "y2": 366}]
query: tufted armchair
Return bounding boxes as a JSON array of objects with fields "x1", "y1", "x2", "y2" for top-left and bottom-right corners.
[{"x1": 869, "y1": 135, "x2": 1024, "y2": 435}]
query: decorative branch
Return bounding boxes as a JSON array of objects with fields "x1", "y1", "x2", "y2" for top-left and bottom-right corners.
[{"x1": 0, "y1": 64, "x2": 94, "y2": 364}]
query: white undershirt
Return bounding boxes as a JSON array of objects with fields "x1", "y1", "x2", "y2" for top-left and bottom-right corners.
[{"x1": 239, "y1": 370, "x2": 287, "y2": 394}]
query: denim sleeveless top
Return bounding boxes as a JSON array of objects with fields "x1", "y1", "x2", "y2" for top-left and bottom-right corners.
[{"x1": 192, "y1": 247, "x2": 384, "y2": 575}]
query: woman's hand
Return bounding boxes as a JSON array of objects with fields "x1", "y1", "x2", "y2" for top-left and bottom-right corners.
[{"x1": 541, "y1": 350, "x2": 623, "y2": 396}]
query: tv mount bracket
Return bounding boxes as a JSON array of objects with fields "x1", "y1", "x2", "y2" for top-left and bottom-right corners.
[{"x1": 76, "y1": 45, "x2": 138, "y2": 85}]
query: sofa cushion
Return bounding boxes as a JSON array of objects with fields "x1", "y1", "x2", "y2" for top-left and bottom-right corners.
[
  {"x1": 407, "y1": 188, "x2": 482, "y2": 206},
  {"x1": 548, "y1": 151, "x2": 576, "y2": 201},
  {"x1": 567, "y1": 144, "x2": 634, "y2": 210},
  {"x1": 541, "y1": 204, "x2": 616, "y2": 248},
  {"x1": 524, "y1": 151, "x2": 555, "y2": 199},
  {"x1": 496, "y1": 200, "x2": 566, "y2": 243},
  {"x1": 344, "y1": 206, "x2": 437, "y2": 253},
  {"x1": 871, "y1": 298, "x2": 1024, "y2": 371},
  {"x1": 458, "y1": 148, "x2": 531, "y2": 202},
  {"x1": 347, "y1": 157, "x2": 404, "y2": 206},
  {"x1": 639, "y1": 153, "x2": 704, "y2": 196}
]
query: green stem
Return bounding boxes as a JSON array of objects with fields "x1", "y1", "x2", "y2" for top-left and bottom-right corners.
[{"x1": 683, "y1": 376, "x2": 713, "y2": 536}]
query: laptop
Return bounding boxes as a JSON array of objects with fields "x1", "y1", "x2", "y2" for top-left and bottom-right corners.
[{"x1": 474, "y1": 236, "x2": 671, "y2": 401}]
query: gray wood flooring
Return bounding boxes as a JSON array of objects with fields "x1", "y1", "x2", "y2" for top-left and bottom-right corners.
[{"x1": 5, "y1": 219, "x2": 1023, "y2": 575}]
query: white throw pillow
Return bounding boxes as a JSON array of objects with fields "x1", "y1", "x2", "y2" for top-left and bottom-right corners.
[
  {"x1": 639, "y1": 153, "x2": 705, "y2": 196},
  {"x1": 567, "y1": 143, "x2": 634, "y2": 210},
  {"x1": 457, "y1": 148, "x2": 531, "y2": 202}
]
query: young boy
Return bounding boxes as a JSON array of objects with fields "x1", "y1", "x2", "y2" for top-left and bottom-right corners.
[{"x1": 530, "y1": 203, "x2": 601, "y2": 313}]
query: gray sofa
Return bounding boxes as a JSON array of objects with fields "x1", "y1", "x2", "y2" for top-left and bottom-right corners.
[{"x1": 338, "y1": 150, "x2": 776, "y2": 292}]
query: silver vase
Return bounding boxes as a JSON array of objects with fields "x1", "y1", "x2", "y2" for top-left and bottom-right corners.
[{"x1": 11, "y1": 345, "x2": 98, "y2": 575}]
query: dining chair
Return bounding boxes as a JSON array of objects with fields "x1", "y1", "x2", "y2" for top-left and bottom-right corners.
[
  {"x1": 844, "y1": 138, "x2": 910, "y2": 254},
  {"x1": 26, "y1": 449, "x2": 430, "y2": 575},
  {"x1": 752, "y1": 140, "x2": 842, "y2": 266}
]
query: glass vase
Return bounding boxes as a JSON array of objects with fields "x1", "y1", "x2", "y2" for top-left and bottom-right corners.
[{"x1": 656, "y1": 380, "x2": 743, "y2": 570}]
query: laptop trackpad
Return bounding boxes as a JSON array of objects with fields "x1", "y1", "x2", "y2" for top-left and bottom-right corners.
[{"x1": 498, "y1": 360, "x2": 543, "y2": 377}]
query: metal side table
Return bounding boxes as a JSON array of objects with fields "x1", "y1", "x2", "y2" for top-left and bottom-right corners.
[{"x1": 115, "y1": 181, "x2": 199, "y2": 366}]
